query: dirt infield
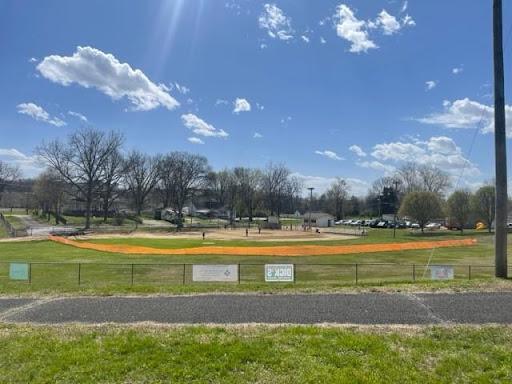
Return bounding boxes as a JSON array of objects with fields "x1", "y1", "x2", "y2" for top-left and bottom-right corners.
[{"x1": 49, "y1": 236, "x2": 477, "y2": 257}]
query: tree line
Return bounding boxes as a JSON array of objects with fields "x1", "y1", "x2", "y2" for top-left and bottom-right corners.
[{"x1": 0, "y1": 128, "x2": 502, "y2": 232}]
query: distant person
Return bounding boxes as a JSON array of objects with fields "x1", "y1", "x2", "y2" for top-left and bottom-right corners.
[
  {"x1": 202, "y1": 232, "x2": 205, "y2": 240},
  {"x1": 245, "y1": 228, "x2": 248, "y2": 237},
  {"x1": 258, "y1": 227, "x2": 261, "y2": 235}
]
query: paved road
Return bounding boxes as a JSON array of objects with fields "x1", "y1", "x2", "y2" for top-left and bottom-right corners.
[{"x1": 1, "y1": 293, "x2": 512, "y2": 325}]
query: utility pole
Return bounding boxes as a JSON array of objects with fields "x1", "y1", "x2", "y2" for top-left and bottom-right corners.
[
  {"x1": 493, "y1": 0, "x2": 508, "y2": 278},
  {"x1": 307, "y1": 187, "x2": 314, "y2": 230},
  {"x1": 393, "y1": 180, "x2": 400, "y2": 239}
]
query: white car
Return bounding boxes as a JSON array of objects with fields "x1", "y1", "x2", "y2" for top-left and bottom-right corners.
[
  {"x1": 425, "y1": 222, "x2": 441, "y2": 229},
  {"x1": 411, "y1": 223, "x2": 420, "y2": 229}
]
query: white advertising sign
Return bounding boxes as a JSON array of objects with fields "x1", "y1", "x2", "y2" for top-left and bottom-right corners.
[
  {"x1": 430, "y1": 266, "x2": 454, "y2": 280},
  {"x1": 265, "y1": 264, "x2": 294, "y2": 282},
  {"x1": 192, "y1": 265, "x2": 238, "y2": 282}
]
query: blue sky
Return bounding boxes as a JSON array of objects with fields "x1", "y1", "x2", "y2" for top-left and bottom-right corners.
[{"x1": 0, "y1": 0, "x2": 511, "y2": 195}]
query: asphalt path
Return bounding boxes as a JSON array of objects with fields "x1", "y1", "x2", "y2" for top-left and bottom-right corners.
[{"x1": 1, "y1": 292, "x2": 512, "y2": 325}]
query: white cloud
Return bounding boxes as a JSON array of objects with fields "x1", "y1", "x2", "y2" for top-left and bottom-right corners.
[
  {"x1": 188, "y1": 137, "x2": 205, "y2": 145},
  {"x1": 320, "y1": 37, "x2": 327, "y2": 44},
  {"x1": 416, "y1": 98, "x2": 512, "y2": 137},
  {"x1": 357, "y1": 160, "x2": 396, "y2": 174},
  {"x1": 259, "y1": 3, "x2": 294, "y2": 41},
  {"x1": 315, "y1": 150, "x2": 344, "y2": 161},
  {"x1": 369, "y1": 136, "x2": 479, "y2": 177},
  {"x1": 173, "y1": 82, "x2": 190, "y2": 95},
  {"x1": 301, "y1": 35, "x2": 310, "y2": 43},
  {"x1": 349, "y1": 145, "x2": 367, "y2": 157},
  {"x1": 253, "y1": 132, "x2": 263, "y2": 139},
  {"x1": 28, "y1": 57, "x2": 38, "y2": 63},
  {"x1": 401, "y1": 14, "x2": 416, "y2": 27},
  {"x1": 452, "y1": 67, "x2": 463, "y2": 75},
  {"x1": 215, "y1": 99, "x2": 229, "y2": 106},
  {"x1": 37, "y1": 46, "x2": 179, "y2": 111},
  {"x1": 425, "y1": 80, "x2": 437, "y2": 91},
  {"x1": 334, "y1": 4, "x2": 377, "y2": 53},
  {"x1": 16, "y1": 102, "x2": 66, "y2": 127},
  {"x1": 233, "y1": 98, "x2": 252, "y2": 114},
  {"x1": 401, "y1": 1, "x2": 408, "y2": 13},
  {"x1": 0, "y1": 148, "x2": 44, "y2": 177},
  {"x1": 291, "y1": 172, "x2": 369, "y2": 196},
  {"x1": 68, "y1": 111, "x2": 88, "y2": 122},
  {"x1": 374, "y1": 10, "x2": 401, "y2": 35},
  {"x1": 181, "y1": 114, "x2": 228, "y2": 138}
]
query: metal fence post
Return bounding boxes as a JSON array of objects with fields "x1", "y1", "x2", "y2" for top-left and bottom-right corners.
[
  {"x1": 238, "y1": 264, "x2": 241, "y2": 284},
  {"x1": 182, "y1": 264, "x2": 186, "y2": 285},
  {"x1": 355, "y1": 264, "x2": 358, "y2": 285},
  {"x1": 293, "y1": 264, "x2": 297, "y2": 283},
  {"x1": 78, "y1": 263, "x2": 81, "y2": 286},
  {"x1": 28, "y1": 263, "x2": 32, "y2": 284},
  {"x1": 412, "y1": 264, "x2": 416, "y2": 282},
  {"x1": 131, "y1": 264, "x2": 134, "y2": 286},
  {"x1": 468, "y1": 265, "x2": 471, "y2": 280}
]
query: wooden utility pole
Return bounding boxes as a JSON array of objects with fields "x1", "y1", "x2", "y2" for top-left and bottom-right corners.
[{"x1": 493, "y1": 0, "x2": 508, "y2": 278}]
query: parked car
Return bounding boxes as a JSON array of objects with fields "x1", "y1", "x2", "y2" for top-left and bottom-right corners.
[
  {"x1": 425, "y1": 222, "x2": 442, "y2": 230},
  {"x1": 411, "y1": 223, "x2": 420, "y2": 229}
]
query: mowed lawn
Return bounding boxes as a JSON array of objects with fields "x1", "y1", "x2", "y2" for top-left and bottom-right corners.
[
  {"x1": 0, "y1": 229, "x2": 501, "y2": 294},
  {"x1": 0, "y1": 325, "x2": 511, "y2": 383}
]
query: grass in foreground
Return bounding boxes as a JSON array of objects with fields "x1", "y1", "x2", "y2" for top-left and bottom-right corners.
[{"x1": 0, "y1": 325, "x2": 511, "y2": 383}]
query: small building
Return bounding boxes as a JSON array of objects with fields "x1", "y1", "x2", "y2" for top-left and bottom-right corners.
[{"x1": 304, "y1": 212, "x2": 335, "y2": 228}]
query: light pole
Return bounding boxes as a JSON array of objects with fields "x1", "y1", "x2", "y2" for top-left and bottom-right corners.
[
  {"x1": 393, "y1": 180, "x2": 400, "y2": 239},
  {"x1": 307, "y1": 187, "x2": 314, "y2": 230}
]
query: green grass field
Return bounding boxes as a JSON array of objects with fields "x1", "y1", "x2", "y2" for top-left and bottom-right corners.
[
  {"x1": 0, "y1": 325, "x2": 511, "y2": 383},
  {"x1": 0, "y1": 229, "x2": 503, "y2": 294}
]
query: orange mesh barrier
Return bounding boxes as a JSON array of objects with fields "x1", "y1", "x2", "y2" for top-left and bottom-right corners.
[{"x1": 49, "y1": 236, "x2": 477, "y2": 257}]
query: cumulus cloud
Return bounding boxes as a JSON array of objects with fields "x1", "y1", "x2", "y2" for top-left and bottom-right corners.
[
  {"x1": 253, "y1": 132, "x2": 263, "y2": 139},
  {"x1": 188, "y1": 137, "x2": 205, "y2": 145},
  {"x1": 301, "y1": 35, "x2": 310, "y2": 43},
  {"x1": 37, "y1": 46, "x2": 179, "y2": 111},
  {"x1": 16, "y1": 102, "x2": 66, "y2": 127},
  {"x1": 374, "y1": 10, "x2": 401, "y2": 35},
  {"x1": 173, "y1": 82, "x2": 190, "y2": 95},
  {"x1": 334, "y1": 4, "x2": 377, "y2": 53},
  {"x1": 291, "y1": 172, "x2": 369, "y2": 196},
  {"x1": 416, "y1": 98, "x2": 512, "y2": 137},
  {"x1": 28, "y1": 57, "x2": 38, "y2": 63},
  {"x1": 68, "y1": 111, "x2": 88, "y2": 122},
  {"x1": 357, "y1": 160, "x2": 396, "y2": 174},
  {"x1": 315, "y1": 150, "x2": 344, "y2": 161},
  {"x1": 369, "y1": 136, "x2": 479, "y2": 177},
  {"x1": 349, "y1": 145, "x2": 367, "y2": 157},
  {"x1": 233, "y1": 98, "x2": 252, "y2": 114},
  {"x1": 425, "y1": 80, "x2": 437, "y2": 91},
  {"x1": 320, "y1": 37, "x2": 327, "y2": 44},
  {"x1": 259, "y1": 3, "x2": 294, "y2": 41},
  {"x1": 181, "y1": 114, "x2": 228, "y2": 138},
  {"x1": 334, "y1": 5, "x2": 414, "y2": 53}
]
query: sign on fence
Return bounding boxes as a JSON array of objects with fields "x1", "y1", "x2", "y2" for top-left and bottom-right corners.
[
  {"x1": 9, "y1": 263, "x2": 29, "y2": 281},
  {"x1": 192, "y1": 265, "x2": 238, "y2": 282},
  {"x1": 431, "y1": 265, "x2": 454, "y2": 280},
  {"x1": 265, "y1": 264, "x2": 294, "y2": 282}
]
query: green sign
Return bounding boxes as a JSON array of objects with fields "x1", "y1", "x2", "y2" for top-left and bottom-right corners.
[{"x1": 9, "y1": 263, "x2": 29, "y2": 281}]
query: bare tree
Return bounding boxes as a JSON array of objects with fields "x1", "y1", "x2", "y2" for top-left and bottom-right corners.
[
  {"x1": 326, "y1": 178, "x2": 349, "y2": 220},
  {"x1": 99, "y1": 150, "x2": 125, "y2": 222},
  {"x1": 37, "y1": 128, "x2": 124, "y2": 229},
  {"x1": 33, "y1": 169, "x2": 67, "y2": 224},
  {"x1": 261, "y1": 162, "x2": 291, "y2": 216},
  {"x1": 395, "y1": 163, "x2": 451, "y2": 195},
  {"x1": 123, "y1": 151, "x2": 161, "y2": 216},
  {"x1": 233, "y1": 167, "x2": 261, "y2": 222},
  {"x1": 0, "y1": 161, "x2": 20, "y2": 202},
  {"x1": 167, "y1": 152, "x2": 209, "y2": 227}
]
